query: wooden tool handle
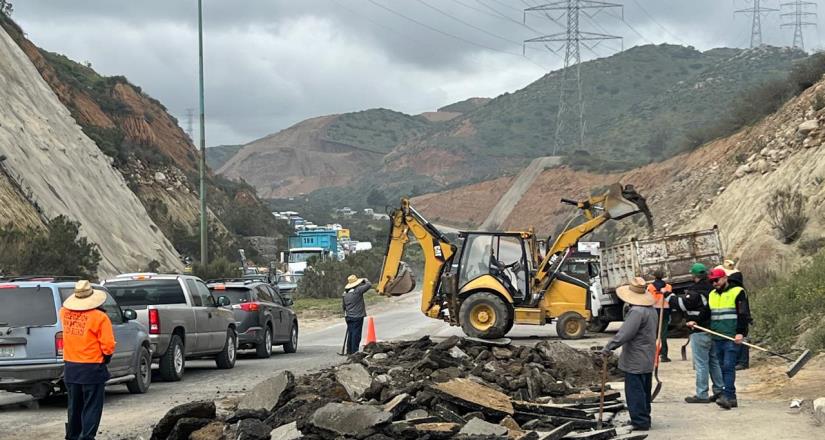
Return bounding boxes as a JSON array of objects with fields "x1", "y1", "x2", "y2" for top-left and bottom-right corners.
[{"x1": 691, "y1": 324, "x2": 765, "y2": 352}]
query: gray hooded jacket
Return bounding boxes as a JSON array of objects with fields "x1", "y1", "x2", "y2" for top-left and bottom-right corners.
[{"x1": 342, "y1": 281, "x2": 370, "y2": 318}]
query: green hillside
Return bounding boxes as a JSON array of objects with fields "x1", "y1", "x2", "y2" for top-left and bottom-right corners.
[
  {"x1": 207, "y1": 144, "x2": 242, "y2": 170},
  {"x1": 323, "y1": 108, "x2": 434, "y2": 154},
  {"x1": 413, "y1": 44, "x2": 804, "y2": 172}
]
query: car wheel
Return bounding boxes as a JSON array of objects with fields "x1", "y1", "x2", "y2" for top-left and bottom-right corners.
[
  {"x1": 127, "y1": 346, "x2": 152, "y2": 394},
  {"x1": 216, "y1": 329, "x2": 237, "y2": 369},
  {"x1": 159, "y1": 335, "x2": 185, "y2": 381},
  {"x1": 255, "y1": 326, "x2": 273, "y2": 359},
  {"x1": 556, "y1": 312, "x2": 587, "y2": 339},
  {"x1": 283, "y1": 322, "x2": 298, "y2": 353}
]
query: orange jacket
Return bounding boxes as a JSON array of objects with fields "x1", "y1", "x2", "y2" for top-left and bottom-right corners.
[
  {"x1": 60, "y1": 308, "x2": 116, "y2": 364},
  {"x1": 647, "y1": 283, "x2": 672, "y2": 309}
]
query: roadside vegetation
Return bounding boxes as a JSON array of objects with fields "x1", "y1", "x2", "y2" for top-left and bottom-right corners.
[
  {"x1": 0, "y1": 216, "x2": 101, "y2": 279},
  {"x1": 750, "y1": 250, "x2": 825, "y2": 352}
]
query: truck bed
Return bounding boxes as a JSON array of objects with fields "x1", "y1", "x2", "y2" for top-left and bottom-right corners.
[{"x1": 600, "y1": 226, "x2": 724, "y2": 292}]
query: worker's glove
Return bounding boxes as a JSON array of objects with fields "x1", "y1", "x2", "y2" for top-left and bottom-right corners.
[
  {"x1": 600, "y1": 347, "x2": 612, "y2": 357},
  {"x1": 103, "y1": 354, "x2": 112, "y2": 365}
]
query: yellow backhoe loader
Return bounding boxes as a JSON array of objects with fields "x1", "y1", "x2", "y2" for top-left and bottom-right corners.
[{"x1": 377, "y1": 183, "x2": 653, "y2": 339}]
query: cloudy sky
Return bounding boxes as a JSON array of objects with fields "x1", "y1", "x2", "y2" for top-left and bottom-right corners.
[{"x1": 11, "y1": 0, "x2": 825, "y2": 146}]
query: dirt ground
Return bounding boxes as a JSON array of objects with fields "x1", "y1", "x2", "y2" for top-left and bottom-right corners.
[{"x1": 618, "y1": 337, "x2": 824, "y2": 439}]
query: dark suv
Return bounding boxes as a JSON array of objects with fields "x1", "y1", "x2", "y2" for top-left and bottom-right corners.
[
  {"x1": 0, "y1": 279, "x2": 152, "y2": 399},
  {"x1": 206, "y1": 280, "x2": 298, "y2": 358}
]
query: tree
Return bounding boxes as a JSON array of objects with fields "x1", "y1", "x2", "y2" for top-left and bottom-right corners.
[
  {"x1": 0, "y1": 1, "x2": 13, "y2": 17},
  {"x1": 0, "y1": 216, "x2": 101, "y2": 278},
  {"x1": 366, "y1": 189, "x2": 387, "y2": 207}
]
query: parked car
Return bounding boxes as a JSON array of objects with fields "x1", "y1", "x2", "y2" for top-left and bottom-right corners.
[
  {"x1": 206, "y1": 280, "x2": 298, "y2": 358},
  {"x1": 0, "y1": 278, "x2": 152, "y2": 399},
  {"x1": 276, "y1": 273, "x2": 301, "y2": 297},
  {"x1": 102, "y1": 273, "x2": 237, "y2": 382}
]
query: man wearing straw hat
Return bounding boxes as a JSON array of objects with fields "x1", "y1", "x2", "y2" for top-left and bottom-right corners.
[
  {"x1": 342, "y1": 274, "x2": 370, "y2": 354},
  {"x1": 60, "y1": 280, "x2": 116, "y2": 440},
  {"x1": 602, "y1": 277, "x2": 658, "y2": 431}
]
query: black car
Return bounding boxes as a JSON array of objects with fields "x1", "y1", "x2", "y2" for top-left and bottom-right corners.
[{"x1": 206, "y1": 280, "x2": 298, "y2": 358}]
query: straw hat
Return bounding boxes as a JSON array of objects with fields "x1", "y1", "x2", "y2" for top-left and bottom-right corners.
[
  {"x1": 345, "y1": 274, "x2": 366, "y2": 290},
  {"x1": 723, "y1": 259, "x2": 736, "y2": 271},
  {"x1": 616, "y1": 277, "x2": 656, "y2": 306},
  {"x1": 63, "y1": 280, "x2": 107, "y2": 311}
]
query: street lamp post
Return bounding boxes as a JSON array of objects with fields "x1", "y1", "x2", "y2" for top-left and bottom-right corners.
[{"x1": 198, "y1": 0, "x2": 208, "y2": 266}]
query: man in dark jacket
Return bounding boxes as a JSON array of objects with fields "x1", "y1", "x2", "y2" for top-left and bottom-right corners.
[
  {"x1": 704, "y1": 267, "x2": 751, "y2": 410},
  {"x1": 342, "y1": 274, "x2": 370, "y2": 354},
  {"x1": 673, "y1": 263, "x2": 724, "y2": 403},
  {"x1": 603, "y1": 277, "x2": 658, "y2": 431}
]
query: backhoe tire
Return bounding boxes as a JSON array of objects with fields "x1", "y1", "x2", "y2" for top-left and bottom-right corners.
[
  {"x1": 557, "y1": 312, "x2": 587, "y2": 340},
  {"x1": 459, "y1": 292, "x2": 512, "y2": 339},
  {"x1": 587, "y1": 317, "x2": 610, "y2": 334}
]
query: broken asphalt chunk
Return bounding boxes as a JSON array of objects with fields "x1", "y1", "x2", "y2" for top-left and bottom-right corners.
[
  {"x1": 237, "y1": 371, "x2": 295, "y2": 411},
  {"x1": 431, "y1": 378, "x2": 514, "y2": 416},
  {"x1": 309, "y1": 402, "x2": 392, "y2": 438}
]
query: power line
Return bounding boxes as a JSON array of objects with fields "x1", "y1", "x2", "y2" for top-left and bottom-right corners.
[
  {"x1": 604, "y1": 10, "x2": 654, "y2": 44},
  {"x1": 524, "y1": 1, "x2": 623, "y2": 155},
  {"x1": 417, "y1": 0, "x2": 524, "y2": 45},
  {"x1": 781, "y1": 0, "x2": 817, "y2": 49},
  {"x1": 629, "y1": 0, "x2": 690, "y2": 46},
  {"x1": 735, "y1": 1, "x2": 779, "y2": 48}
]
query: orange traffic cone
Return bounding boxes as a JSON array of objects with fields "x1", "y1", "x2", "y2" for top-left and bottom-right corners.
[{"x1": 364, "y1": 316, "x2": 377, "y2": 347}]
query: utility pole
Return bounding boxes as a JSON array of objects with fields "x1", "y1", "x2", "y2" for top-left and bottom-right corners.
[
  {"x1": 735, "y1": 1, "x2": 778, "y2": 48},
  {"x1": 781, "y1": 0, "x2": 817, "y2": 49},
  {"x1": 523, "y1": 1, "x2": 622, "y2": 155},
  {"x1": 197, "y1": 0, "x2": 208, "y2": 266},
  {"x1": 185, "y1": 108, "x2": 195, "y2": 142}
]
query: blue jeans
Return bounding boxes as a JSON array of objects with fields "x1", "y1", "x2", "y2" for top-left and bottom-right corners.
[
  {"x1": 624, "y1": 372, "x2": 652, "y2": 429},
  {"x1": 690, "y1": 332, "x2": 723, "y2": 399},
  {"x1": 714, "y1": 339, "x2": 741, "y2": 400},
  {"x1": 345, "y1": 317, "x2": 364, "y2": 354},
  {"x1": 66, "y1": 383, "x2": 105, "y2": 440}
]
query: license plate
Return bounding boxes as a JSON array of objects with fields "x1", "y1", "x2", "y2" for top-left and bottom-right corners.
[{"x1": 0, "y1": 346, "x2": 14, "y2": 358}]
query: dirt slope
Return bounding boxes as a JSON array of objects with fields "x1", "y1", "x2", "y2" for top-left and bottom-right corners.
[
  {"x1": 0, "y1": 25, "x2": 181, "y2": 275},
  {"x1": 415, "y1": 77, "x2": 825, "y2": 268}
]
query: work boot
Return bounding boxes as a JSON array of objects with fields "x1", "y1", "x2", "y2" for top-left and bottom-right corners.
[
  {"x1": 660, "y1": 357, "x2": 671, "y2": 363},
  {"x1": 709, "y1": 393, "x2": 721, "y2": 402},
  {"x1": 730, "y1": 399, "x2": 738, "y2": 408},
  {"x1": 735, "y1": 364, "x2": 748, "y2": 371},
  {"x1": 685, "y1": 396, "x2": 711, "y2": 404},
  {"x1": 716, "y1": 396, "x2": 733, "y2": 410}
]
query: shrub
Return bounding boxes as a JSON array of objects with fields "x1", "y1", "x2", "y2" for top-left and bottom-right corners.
[
  {"x1": 297, "y1": 249, "x2": 385, "y2": 299},
  {"x1": 798, "y1": 237, "x2": 825, "y2": 256},
  {"x1": 813, "y1": 92, "x2": 825, "y2": 111},
  {"x1": 766, "y1": 187, "x2": 809, "y2": 244},
  {"x1": 192, "y1": 257, "x2": 240, "y2": 281},
  {"x1": 0, "y1": 216, "x2": 101, "y2": 279}
]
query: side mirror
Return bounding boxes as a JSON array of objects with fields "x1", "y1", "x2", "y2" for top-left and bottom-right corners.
[
  {"x1": 217, "y1": 296, "x2": 231, "y2": 307},
  {"x1": 123, "y1": 309, "x2": 137, "y2": 321},
  {"x1": 283, "y1": 296, "x2": 294, "y2": 307}
]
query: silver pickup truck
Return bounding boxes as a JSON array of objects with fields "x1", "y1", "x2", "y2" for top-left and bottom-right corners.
[{"x1": 103, "y1": 274, "x2": 237, "y2": 381}]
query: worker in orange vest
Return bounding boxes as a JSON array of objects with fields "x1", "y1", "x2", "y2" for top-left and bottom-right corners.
[
  {"x1": 647, "y1": 270, "x2": 673, "y2": 362},
  {"x1": 60, "y1": 280, "x2": 116, "y2": 440}
]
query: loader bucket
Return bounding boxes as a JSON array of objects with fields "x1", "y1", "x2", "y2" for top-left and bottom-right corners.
[
  {"x1": 604, "y1": 183, "x2": 654, "y2": 232},
  {"x1": 385, "y1": 262, "x2": 416, "y2": 296}
]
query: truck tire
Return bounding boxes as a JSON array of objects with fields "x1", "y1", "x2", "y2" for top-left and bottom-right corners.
[
  {"x1": 587, "y1": 317, "x2": 610, "y2": 333},
  {"x1": 557, "y1": 312, "x2": 587, "y2": 339},
  {"x1": 127, "y1": 346, "x2": 152, "y2": 394},
  {"x1": 159, "y1": 335, "x2": 185, "y2": 382},
  {"x1": 255, "y1": 326, "x2": 273, "y2": 359},
  {"x1": 283, "y1": 322, "x2": 298, "y2": 354},
  {"x1": 459, "y1": 292, "x2": 512, "y2": 339},
  {"x1": 215, "y1": 330, "x2": 237, "y2": 369}
]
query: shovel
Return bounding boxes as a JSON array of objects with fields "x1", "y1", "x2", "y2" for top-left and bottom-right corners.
[
  {"x1": 680, "y1": 339, "x2": 690, "y2": 361},
  {"x1": 597, "y1": 353, "x2": 608, "y2": 429},
  {"x1": 650, "y1": 299, "x2": 666, "y2": 401},
  {"x1": 691, "y1": 324, "x2": 812, "y2": 378}
]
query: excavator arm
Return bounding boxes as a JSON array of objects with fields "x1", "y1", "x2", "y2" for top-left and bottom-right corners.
[
  {"x1": 377, "y1": 199, "x2": 456, "y2": 317},
  {"x1": 533, "y1": 183, "x2": 653, "y2": 294}
]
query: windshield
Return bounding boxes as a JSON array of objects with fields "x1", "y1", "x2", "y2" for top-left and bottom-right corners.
[
  {"x1": 0, "y1": 287, "x2": 57, "y2": 327},
  {"x1": 278, "y1": 274, "x2": 302, "y2": 284},
  {"x1": 288, "y1": 252, "x2": 322, "y2": 263},
  {"x1": 208, "y1": 287, "x2": 251, "y2": 304},
  {"x1": 105, "y1": 279, "x2": 187, "y2": 306}
]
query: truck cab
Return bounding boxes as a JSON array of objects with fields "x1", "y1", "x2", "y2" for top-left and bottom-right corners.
[{"x1": 286, "y1": 247, "x2": 328, "y2": 274}]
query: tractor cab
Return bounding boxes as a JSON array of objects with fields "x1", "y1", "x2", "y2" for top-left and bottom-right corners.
[{"x1": 456, "y1": 231, "x2": 534, "y2": 305}]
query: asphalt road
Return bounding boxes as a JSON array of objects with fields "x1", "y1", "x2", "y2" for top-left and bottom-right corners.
[{"x1": 0, "y1": 293, "x2": 602, "y2": 440}]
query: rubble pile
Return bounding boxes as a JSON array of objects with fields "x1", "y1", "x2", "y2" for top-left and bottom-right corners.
[{"x1": 151, "y1": 336, "x2": 646, "y2": 440}]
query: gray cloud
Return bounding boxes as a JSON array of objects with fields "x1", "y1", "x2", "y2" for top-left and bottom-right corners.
[{"x1": 11, "y1": 0, "x2": 825, "y2": 146}]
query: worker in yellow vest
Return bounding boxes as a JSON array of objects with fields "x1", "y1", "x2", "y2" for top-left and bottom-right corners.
[{"x1": 647, "y1": 270, "x2": 673, "y2": 362}]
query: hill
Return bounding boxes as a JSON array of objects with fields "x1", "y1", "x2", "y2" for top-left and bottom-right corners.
[
  {"x1": 220, "y1": 44, "x2": 805, "y2": 205},
  {"x1": 0, "y1": 16, "x2": 291, "y2": 267},
  {"x1": 206, "y1": 144, "x2": 243, "y2": 170}
]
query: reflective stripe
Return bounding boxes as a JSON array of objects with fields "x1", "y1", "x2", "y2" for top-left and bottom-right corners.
[
  {"x1": 711, "y1": 308, "x2": 736, "y2": 314},
  {"x1": 711, "y1": 314, "x2": 738, "y2": 320},
  {"x1": 686, "y1": 311, "x2": 701, "y2": 316}
]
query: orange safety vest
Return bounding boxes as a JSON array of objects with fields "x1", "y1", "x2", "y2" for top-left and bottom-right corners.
[
  {"x1": 647, "y1": 283, "x2": 672, "y2": 309},
  {"x1": 59, "y1": 308, "x2": 116, "y2": 364}
]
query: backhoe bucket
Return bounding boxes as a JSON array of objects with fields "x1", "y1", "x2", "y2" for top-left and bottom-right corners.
[
  {"x1": 385, "y1": 263, "x2": 416, "y2": 296},
  {"x1": 604, "y1": 183, "x2": 654, "y2": 232}
]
